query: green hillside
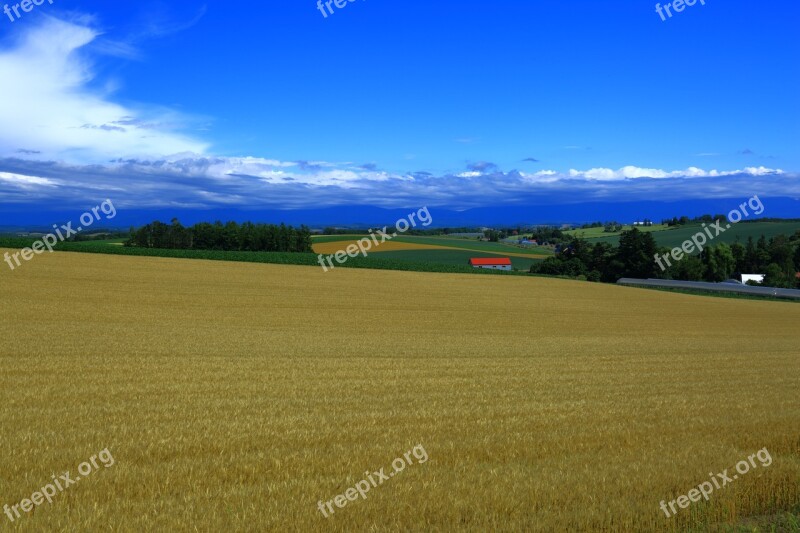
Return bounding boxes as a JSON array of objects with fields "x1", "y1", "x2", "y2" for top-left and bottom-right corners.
[{"x1": 580, "y1": 221, "x2": 800, "y2": 248}]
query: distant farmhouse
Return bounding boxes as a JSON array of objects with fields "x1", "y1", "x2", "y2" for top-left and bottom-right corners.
[{"x1": 469, "y1": 257, "x2": 512, "y2": 271}]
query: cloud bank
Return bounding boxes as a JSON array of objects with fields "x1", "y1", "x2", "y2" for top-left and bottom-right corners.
[
  {"x1": 0, "y1": 16, "x2": 208, "y2": 163},
  {"x1": 0, "y1": 156, "x2": 795, "y2": 211}
]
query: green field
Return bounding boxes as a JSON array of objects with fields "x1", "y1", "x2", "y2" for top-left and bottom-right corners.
[
  {"x1": 61, "y1": 239, "x2": 541, "y2": 271},
  {"x1": 390, "y1": 235, "x2": 553, "y2": 256},
  {"x1": 564, "y1": 224, "x2": 671, "y2": 238},
  {"x1": 0, "y1": 238, "x2": 527, "y2": 276},
  {"x1": 311, "y1": 234, "x2": 553, "y2": 256},
  {"x1": 310, "y1": 234, "x2": 369, "y2": 243},
  {"x1": 68, "y1": 222, "x2": 800, "y2": 253},
  {"x1": 370, "y1": 249, "x2": 542, "y2": 270},
  {"x1": 577, "y1": 221, "x2": 800, "y2": 249}
]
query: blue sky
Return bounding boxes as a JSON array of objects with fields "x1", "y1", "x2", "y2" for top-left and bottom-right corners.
[{"x1": 0, "y1": 0, "x2": 798, "y2": 214}]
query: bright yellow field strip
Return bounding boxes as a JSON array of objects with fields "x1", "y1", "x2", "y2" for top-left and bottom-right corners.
[
  {"x1": 312, "y1": 239, "x2": 452, "y2": 254},
  {"x1": 312, "y1": 239, "x2": 549, "y2": 258},
  {"x1": 0, "y1": 249, "x2": 798, "y2": 531}
]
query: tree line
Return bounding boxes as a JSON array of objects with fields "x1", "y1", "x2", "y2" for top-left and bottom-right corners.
[
  {"x1": 531, "y1": 228, "x2": 800, "y2": 288},
  {"x1": 321, "y1": 227, "x2": 471, "y2": 236},
  {"x1": 126, "y1": 219, "x2": 313, "y2": 253}
]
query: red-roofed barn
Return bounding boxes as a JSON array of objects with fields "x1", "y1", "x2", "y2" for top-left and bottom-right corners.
[{"x1": 468, "y1": 257, "x2": 512, "y2": 271}]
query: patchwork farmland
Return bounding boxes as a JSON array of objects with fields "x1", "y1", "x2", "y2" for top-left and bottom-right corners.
[{"x1": 311, "y1": 234, "x2": 551, "y2": 271}]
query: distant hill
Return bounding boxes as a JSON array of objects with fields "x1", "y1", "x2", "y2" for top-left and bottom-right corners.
[{"x1": 1, "y1": 196, "x2": 798, "y2": 229}]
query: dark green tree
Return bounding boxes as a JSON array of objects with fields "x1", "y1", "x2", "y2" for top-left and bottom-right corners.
[{"x1": 615, "y1": 228, "x2": 658, "y2": 279}]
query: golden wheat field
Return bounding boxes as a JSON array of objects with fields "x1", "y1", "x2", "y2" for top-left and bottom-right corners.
[{"x1": 0, "y1": 249, "x2": 798, "y2": 532}]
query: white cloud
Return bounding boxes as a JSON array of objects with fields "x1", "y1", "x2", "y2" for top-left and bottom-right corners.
[
  {"x1": 0, "y1": 17, "x2": 208, "y2": 163},
  {"x1": 742, "y1": 166, "x2": 783, "y2": 176},
  {"x1": 567, "y1": 165, "x2": 784, "y2": 181},
  {"x1": 0, "y1": 171, "x2": 58, "y2": 188}
]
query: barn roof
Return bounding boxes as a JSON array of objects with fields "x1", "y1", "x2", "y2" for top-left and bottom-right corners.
[{"x1": 469, "y1": 257, "x2": 512, "y2": 266}]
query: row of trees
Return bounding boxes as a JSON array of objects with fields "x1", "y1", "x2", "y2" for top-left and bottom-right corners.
[
  {"x1": 604, "y1": 222, "x2": 625, "y2": 233},
  {"x1": 532, "y1": 229, "x2": 660, "y2": 282},
  {"x1": 531, "y1": 228, "x2": 800, "y2": 288},
  {"x1": 487, "y1": 226, "x2": 570, "y2": 245},
  {"x1": 126, "y1": 219, "x2": 313, "y2": 253},
  {"x1": 667, "y1": 234, "x2": 800, "y2": 288},
  {"x1": 579, "y1": 214, "x2": 763, "y2": 229},
  {"x1": 662, "y1": 214, "x2": 738, "y2": 226},
  {"x1": 484, "y1": 229, "x2": 506, "y2": 242}
]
